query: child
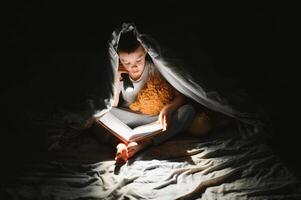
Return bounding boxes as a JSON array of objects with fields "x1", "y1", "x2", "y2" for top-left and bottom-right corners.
[{"x1": 106, "y1": 29, "x2": 196, "y2": 163}]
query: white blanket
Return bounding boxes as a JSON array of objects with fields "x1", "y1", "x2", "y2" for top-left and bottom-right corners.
[{"x1": 3, "y1": 127, "x2": 301, "y2": 200}]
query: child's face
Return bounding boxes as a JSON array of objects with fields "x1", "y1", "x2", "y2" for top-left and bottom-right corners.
[{"x1": 119, "y1": 45, "x2": 147, "y2": 80}]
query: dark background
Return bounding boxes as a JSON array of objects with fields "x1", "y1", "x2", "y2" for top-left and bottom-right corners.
[{"x1": 3, "y1": 1, "x2": 300, "y2": 175}]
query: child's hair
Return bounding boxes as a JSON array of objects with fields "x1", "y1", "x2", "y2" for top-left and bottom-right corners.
[{"x1": 117, "y1": 30, "x2": 141, "y2": 53}]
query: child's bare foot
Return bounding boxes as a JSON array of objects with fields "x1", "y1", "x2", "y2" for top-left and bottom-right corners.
[
  {"x1": 127, "y1": 138, "x2": 152, "y2": 158},
  {"x1": 115, "y1": 143, "x2": 128, "y2": 165},
  {"x1": 115, "y1": 138, "x2": 152, "y2": 164}
]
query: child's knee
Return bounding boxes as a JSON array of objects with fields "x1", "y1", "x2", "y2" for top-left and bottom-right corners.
[{"x1": 176, "y1": 104, "x2": 196, "y2": 123}]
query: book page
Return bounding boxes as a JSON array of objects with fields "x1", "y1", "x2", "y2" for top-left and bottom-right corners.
[
  {"x1": 129, "y1": 121, "x2": 163, "y2": 141},
  {"x1": 98, "y1": 111, "x2": 132, "y2": 141}
]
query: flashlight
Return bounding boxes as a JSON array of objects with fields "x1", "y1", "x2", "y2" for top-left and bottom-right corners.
[{"x1": 121, "y1": 73, "x2": 134, "y2": 92}]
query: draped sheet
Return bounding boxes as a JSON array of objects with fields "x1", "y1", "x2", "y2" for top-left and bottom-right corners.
[{"x1": 94, "y1": 22, "x2": 272, "y2": 140}]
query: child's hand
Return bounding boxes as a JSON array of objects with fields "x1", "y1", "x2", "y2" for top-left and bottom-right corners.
[
  {"x1": 159, "y1": 104, "x2": 174, "y2": 131},
  {"x1": 118, "y1": 65, "x2": 129, "y2": 81}
]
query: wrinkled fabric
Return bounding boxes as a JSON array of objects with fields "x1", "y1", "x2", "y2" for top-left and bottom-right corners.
[
  {"x1": 95, "y1": 22, "x2": 272, "y2": 139},
  {"x1": 3, "y1": 127, "x2": 301, "y2": 200}
]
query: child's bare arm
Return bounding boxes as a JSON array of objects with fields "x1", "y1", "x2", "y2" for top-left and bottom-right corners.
[
  {"x1": 159, "y1": 90, "x2": 186, "y2": 129},
  {"x1": 112, "y1": 65, "x2": 129, "y2": 107},
  {"x1": 167, "y1": 90, "x2": 186, "y2": 112},
  {"x1": 112, "y1": 80, "x2": 121, "y2": 107}
]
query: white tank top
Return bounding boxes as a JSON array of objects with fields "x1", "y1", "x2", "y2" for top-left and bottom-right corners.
[{"x1": 120, "y1": 61, "x2": 156, "y2": 107}]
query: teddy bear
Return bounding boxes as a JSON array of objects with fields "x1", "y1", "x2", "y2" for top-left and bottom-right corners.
[
  {"x1": 129, "y1": 74, "x2": 214, "y2": 136},
  {"x1": 129, "y1": 75, "x2": 176, "y2": 115},
  {"x1": 129, "y1": 74, "x2": 232, "y2": 137}
]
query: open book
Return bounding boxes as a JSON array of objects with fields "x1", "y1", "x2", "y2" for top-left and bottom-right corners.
[{"x1": 95, "y1": 111, "x2": 164, "y2": 143}]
